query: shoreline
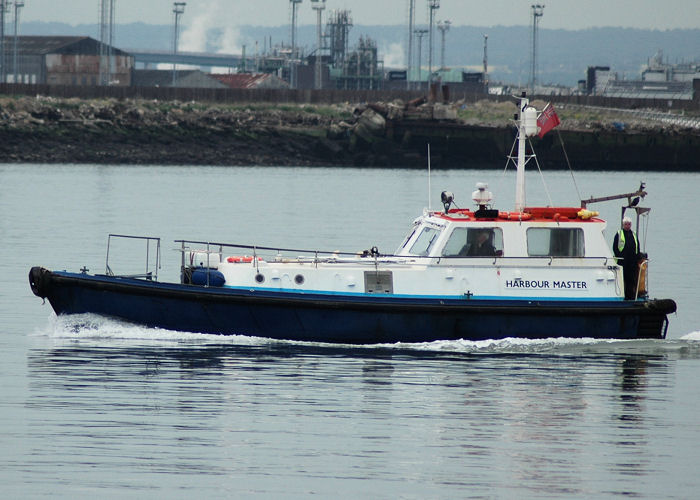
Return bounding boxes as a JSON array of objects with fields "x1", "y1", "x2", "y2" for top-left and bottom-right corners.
[{"x1": 1, "y1": 96, "x2": 698, "y2": 170}]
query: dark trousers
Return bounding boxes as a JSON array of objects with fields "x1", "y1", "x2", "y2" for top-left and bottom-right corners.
[{"x1": 622, "y1": 263, "x2": 639, "y2": 300}]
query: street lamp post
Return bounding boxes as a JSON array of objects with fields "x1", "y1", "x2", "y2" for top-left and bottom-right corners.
[
  {"x1": 406, "y1": 0, "x2": 415, "y2": 90},
  {"x1": 0, "y1": 0, "x2": 6, "y2": 83},
  {"x1": 311, "y1": 0, "x2": 326, "y2": 90},
  {"x1": 483, "y1": 34, "x2": 488, "y2": 86},
  {"x1": 172, "y1": 2, "x2": 186, "y2": 86},
  {"x1": 414, "y1": 28, "x2": 428, "y2": 91},
  {"x1": 437, "y1": 19, "x2": 450, "y2": 71},
  {"x1": 427, "y1": 0, "x2": 439, "y2": 84},
  {"x1": 529, "y1": 4, "x2": 544, "y2": 90},
  {"x1": 99, "y1": 0, "x2": 115, "y2": 86},
  {"x1": 289, "y1": 0, "x2": 302, "y2": 89},
  {"x1": 13, "y1": 1, "x2": 24, "y2": 84}
]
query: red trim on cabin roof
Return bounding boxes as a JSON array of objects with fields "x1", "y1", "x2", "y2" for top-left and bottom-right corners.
[{"x1": 433, "y1": 207, "x2": 604, "y2": 223}]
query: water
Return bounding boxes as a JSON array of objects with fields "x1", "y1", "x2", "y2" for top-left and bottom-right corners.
[{"x1": 2, "y1": 164, "x2": 700, "y2": 498}]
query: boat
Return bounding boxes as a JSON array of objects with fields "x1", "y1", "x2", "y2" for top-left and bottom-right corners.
[{"x1": 29, "y1": 94, "x2": 677, "y2": 343}]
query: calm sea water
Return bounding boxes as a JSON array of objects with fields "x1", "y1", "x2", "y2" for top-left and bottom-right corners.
[{"x1": 2, "y1": 164, "x2": 700, "y2": 499}]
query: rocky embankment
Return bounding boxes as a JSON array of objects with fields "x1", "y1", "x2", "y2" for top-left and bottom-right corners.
[
  {"x1": 0, "y1": 96, "x2": 348, "y2": 165},
  {"x1": 0, "y1": 95, "x2": 698, "y2": 169}
]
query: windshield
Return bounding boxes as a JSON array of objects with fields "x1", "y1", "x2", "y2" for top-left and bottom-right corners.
[
  {"x1": 397, "y1": 225, "x2": 419, "y2": 253},
  {"x1": 409, "y1": 226, "x2": 441, "y2": 256}
]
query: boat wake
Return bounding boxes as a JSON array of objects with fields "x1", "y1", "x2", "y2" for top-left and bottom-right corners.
[
  {"x1": 36, "y1": 313, "x2": 700, "y2": 356},
  {"x1": 680, "y1": 331, "x2": 700, "y2": 341},
  {"x1": 40, "y1": 313, "x2": 263, "y2": 346}
]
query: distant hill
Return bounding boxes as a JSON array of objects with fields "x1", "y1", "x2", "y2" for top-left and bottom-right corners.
[{"x1": 20, "y1": 21, "x2": 700, "y2": 86}]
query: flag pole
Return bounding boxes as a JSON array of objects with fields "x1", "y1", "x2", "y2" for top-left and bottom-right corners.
[{"x1": 515, "y1": 95, "x2": 529, "y2": 213}]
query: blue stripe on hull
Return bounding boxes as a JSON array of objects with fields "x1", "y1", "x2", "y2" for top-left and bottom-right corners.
[
  {"x1": 38, "y1": 271, "x2": 671, "y2": 343},
  {"x1": 222, "y1": 284, "x2": 624, "y2": 302}
]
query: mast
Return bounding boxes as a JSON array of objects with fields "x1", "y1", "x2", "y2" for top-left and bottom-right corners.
[
  {"x1": 514, "y1": 93, "x2": 538, "y2": 212},
  {"x1": 515, "y1": 95, "x2": 528, "y2": 212}
]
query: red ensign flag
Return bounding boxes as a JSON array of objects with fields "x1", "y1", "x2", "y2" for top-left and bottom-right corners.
[{"x1": 537, "y1": 103, "x2": 561, "y2": 138}]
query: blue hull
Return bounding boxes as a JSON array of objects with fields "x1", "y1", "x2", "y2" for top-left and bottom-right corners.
[{"x1": 29, "y1": 268, "x2": 676, "y2": 343}]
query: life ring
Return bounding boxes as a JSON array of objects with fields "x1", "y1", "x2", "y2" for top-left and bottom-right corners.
[
  {"x1": 499, "y1": 211, "x2": 532, "y2": 221},
  {"x1": 227, "y1": 256, "x2": 261, "y2": 263},
  {"x1": 507, "y1": 212, "x2": 532, "y2": 221}
]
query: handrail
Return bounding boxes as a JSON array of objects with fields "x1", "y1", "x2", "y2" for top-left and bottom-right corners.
[
  {"x1": 175, "y1": 239, "x2": 616, "y2": 265},
  {"x1": 106, "y1": 234, "x2": 161, "y2": 281},
  {"x1": 174, "y1": 239, "x2": 364, "y2": 258}
]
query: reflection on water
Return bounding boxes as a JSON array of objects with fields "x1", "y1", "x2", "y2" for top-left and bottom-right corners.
[
  {"x1": 20, "y1": 323, "x2": 690, "y2": 498},
  {"x1": 616, "y1": 358, "x2": 651, "y2": 421}
]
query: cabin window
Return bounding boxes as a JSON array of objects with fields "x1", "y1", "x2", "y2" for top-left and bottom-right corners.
[
  {"x1": 527, "y1": 228, "x2": 584, "y2": 257},
  {"x1": 442, "y1": 227, "x2": 503, "y2": 257},
  {"x1": 398, "y1": 225, "x2": 419, "y2": 251},
  {"x1": 409, "y1": 226, "x2": 441, "y2": 256}
]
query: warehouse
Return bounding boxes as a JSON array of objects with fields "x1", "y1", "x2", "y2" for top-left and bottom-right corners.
[{"x1": 6, "y1": 36, "x2": 133, "y2": 86}]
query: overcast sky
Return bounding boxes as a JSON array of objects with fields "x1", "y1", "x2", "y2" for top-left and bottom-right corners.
[{"x1": 19, "y1": 0, "x2": 700, "y2": 30}]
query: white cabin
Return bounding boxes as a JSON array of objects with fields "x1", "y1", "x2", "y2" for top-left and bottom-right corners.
[{"x1": 188, "y1": 204, "x2": 623, "y2": 302}]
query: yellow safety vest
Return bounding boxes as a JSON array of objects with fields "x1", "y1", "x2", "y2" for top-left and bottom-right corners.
[{"x1": 617, "y1": 229, "x2": 639, "y2": 254}]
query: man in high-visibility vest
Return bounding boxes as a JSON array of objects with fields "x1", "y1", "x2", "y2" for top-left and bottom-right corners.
[{"x1": 613, "y1": 216, "x2": 641, "y2": 299}]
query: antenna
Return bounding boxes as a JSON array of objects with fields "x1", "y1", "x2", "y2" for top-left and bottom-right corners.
[{"x1": 427, "y1": 143, "x2": 432, "y2": 210}]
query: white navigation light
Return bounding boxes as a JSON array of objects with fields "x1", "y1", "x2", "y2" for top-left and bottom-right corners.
[
  {"x1": 524, "y1": 106, "x2": 538, "y2": 136},
  {"x1": 472, "y1": 182, "x2": 493, "y2": 206}
]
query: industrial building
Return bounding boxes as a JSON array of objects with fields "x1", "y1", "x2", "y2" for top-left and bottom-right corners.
[
  {"x1": 383, "y1": 67, "x2": 486, "y2": 96},
  {"x1": 211, "y1": 73, "x2": 290, "y2": 90},
  {"x1": 330, "y1": 35, "x2": 382, "y2": 90},
  {"x1": 6, "y1": 36, "x2": 133, "y2": 86},
  {"x1": 133, "y1": 69, "x2": 227, "y2": 89},
  {"x1": 643, "y1": 50, "x2": 700, "y2": 83},
  {"x1": 583, "y1": 52, "x2": 699, "y2": 100},
  {"x1": 323, "y1": 10, "x2": 382, "y2": 90}
]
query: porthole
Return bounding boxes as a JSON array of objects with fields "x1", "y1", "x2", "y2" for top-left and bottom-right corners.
[
  {"x1": 255, "y1": 273, "x2": 265, "y2": 283},
  {"x1": 294, "y1": 274, "x2": 305, "y2": 285}
]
